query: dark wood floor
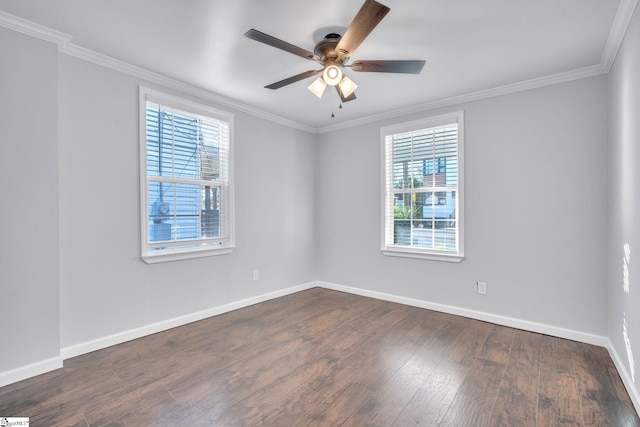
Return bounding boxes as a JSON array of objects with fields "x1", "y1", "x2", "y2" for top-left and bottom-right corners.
[{"x1": 1, "y1": 288, "x2": 638, "y2": 426}]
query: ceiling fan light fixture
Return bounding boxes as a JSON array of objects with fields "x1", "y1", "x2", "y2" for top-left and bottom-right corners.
[
  {"x1": 308, "y1": 76, "x2": 327, "y2": 98},
  {"x1": 245, "y1": 1, "x2": 426, "y2": 104},
  {"x1": 338, "y1": 76, "x2": 358, "y2": 98},
  {"x1": 323, "y1": 65, "x2": 343, "y2": 86}
]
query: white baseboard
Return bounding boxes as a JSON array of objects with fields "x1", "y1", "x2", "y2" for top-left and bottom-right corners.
[
  {"x1": 607, "y1": 340, "x2": 640, "y2": 415},
  {"x1": 317, "y1": 281, "x2": 609, "y2": 347},
  {"x1": 60, "y1": 281, "x2": 317, "y2": 360},
  {"x1": 5, "y1": 278, "x2": 635, "y2": 415},
  {"x1": 322, "y1": 281, "x2": 640, "y2": 417},
  {"x1": 1, "y1": 282, "x2": 317, "y2": 387},
  {"x1": 0, "y1": 356, "x2": 62, "y2": 388}
]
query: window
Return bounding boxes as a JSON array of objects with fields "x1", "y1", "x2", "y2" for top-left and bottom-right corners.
[
  {"x1": 139, "y1": 87, "x2": 234, "y2": 263},
  {"x1": 423, "y1": 157, "x2": 446, "y2": 175},
  {"x1": 381, "y1": 111, "x2": 464, "y2": 262}
]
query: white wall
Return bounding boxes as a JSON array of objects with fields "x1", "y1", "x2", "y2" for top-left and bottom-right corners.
[
  {"x1": 0, "y1": 29, "x2": 61, "y2": 375},
  {"x1": 57, "y1": 55, "x2": 317, "y2": 351},
  {"x1": 608, "y1": 3, "x2": 640, "y2": 409},
  {"x1": 316, "y1": 76, "x2": 609, "y2": 337}
]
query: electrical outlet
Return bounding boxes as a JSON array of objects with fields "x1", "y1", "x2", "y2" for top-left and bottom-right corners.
[
  {"x1": 477, "y1": 281, "x2": 487, "y2": 295},
  {"x1": 252, "y1": 269, "x2": 259, "y2": 281}
]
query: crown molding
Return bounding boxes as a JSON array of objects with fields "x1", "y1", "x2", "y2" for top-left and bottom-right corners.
[
  {"x1": 0, "y1": 11, "x2": 315, "y2": 133},
  {"x1": 60, "y1": 43, "x2": 317, "y2": 134},
  {"x1": 0, "y1": 11, "x2": 71, "y2": 45},
  {"x1": 317, "y1": 0, "x2": 639, "y2": 134},
  {"x1": 601, "y1": 0, "x2": 639, "y2": 71},
  {"x1": 318, "y1": 64, "x2": 607, "y2": 134},
  {"x1": 2, "y1": 2, "x2": 636, "y2": 135}
]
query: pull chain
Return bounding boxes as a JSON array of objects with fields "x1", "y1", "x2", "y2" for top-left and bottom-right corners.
[{"x1": 330, "y1": 90, "x2": 344, "y2": 118}]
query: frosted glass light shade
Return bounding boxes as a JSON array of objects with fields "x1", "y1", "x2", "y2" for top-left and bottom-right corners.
[
  {"x1": 308, "y1": 77, "x2": 327, "y2": 98},
  {"x1": 338, "y1": 76, "x2": 358, "y2": 98},
  {"x1": 322, "y1": 65, "x2": 343, "y2": 86}
]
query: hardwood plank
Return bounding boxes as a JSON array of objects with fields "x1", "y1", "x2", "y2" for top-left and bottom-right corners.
[
  {"x1": 392, "y1": 317, "x2": 494, "y2": 426},
  {"x1": 537, "y1": 335, "x2": 584, "y2": 426},
  {"x1": 0, "y1": 288, "x2": 638, "y2": 426},
  {"x1": 215, "y1": 355, "x2": 349, "y2": 426},
  {"x1": 438, "y1": 324, "x2": 515, "y2": 427},
  {"x1": 570, "y1": 340, "x2": 640, "y2": 426},
  {"x1": 172, "y1": 296, "x2": 405, "y2": 425},
  {"x1": 489, "y1": 329, "x2": 542, "y2": 427},
  {"x1": 0, "y1": 366, "x2": 122, "y2": 426},
  {"x1": 294, "y1": 382, "x2": 375, "y2": 426},
  {"x1": 343, "y1": 313, "x2": 460, "y2": 426},
  {"x1": 84, "y1": 393, "x2": 182, "y2": 426},
  {"x1": 259, "y1": 306, "x2": 413, "y2": 426}
]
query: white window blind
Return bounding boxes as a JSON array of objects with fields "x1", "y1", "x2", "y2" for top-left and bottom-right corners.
[
  {"x1": 381, "y1": 111, "x2": 464, "y2": 262},
  {"x1": 139, "y1": 87, "x2": 234, "y2": 263}
]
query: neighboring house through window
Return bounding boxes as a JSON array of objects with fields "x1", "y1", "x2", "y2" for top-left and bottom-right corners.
[
  {"x1": 139, "y1": 87, "x2": 234, "y2": 263},
  {"x1": 381, "y1": 111, "x2": 464, "y2": 262}
]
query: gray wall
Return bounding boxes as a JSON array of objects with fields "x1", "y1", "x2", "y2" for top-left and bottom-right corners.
[
  {"x1": 608, "y1": 3, "x2": 640, "y2": 406},
  {"x1": 316, "y1": 76, "x2": 609, "y2": 336},
  {"x1": 0, "y1": 17, "x2": 631, "y2": 400},
  {"x1": 0, "y1": 24, "x2": 317, "y2": 384},
  {"x1": 0, "y1": 28, "x2": 60, "y2": 373},
  {"x1": 57, "y1": 55, "x2": 318, "y2": 350}
]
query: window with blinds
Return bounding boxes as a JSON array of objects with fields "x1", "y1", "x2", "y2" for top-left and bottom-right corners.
[
  {"x1": 139, "y1": 87, "x2": 234, "y2": 263},
  {"x1": 381, "y1": 111, "x2": 464, "y2": 262}
]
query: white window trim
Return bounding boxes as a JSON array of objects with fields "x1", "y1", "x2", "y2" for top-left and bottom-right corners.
[
  {"x1": 380, "y1": 111, "x2": 465, "y2": 262},
  {"x1": 139, "y1": 86, "x2": 235, "y2": 264}
]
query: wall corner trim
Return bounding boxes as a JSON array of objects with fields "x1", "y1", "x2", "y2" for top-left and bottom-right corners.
[
  {"x1": 0, "y1": 357, "x2": 63, "y2": 388},
  {"x1": 59, "y1": 281, "x2": 318, "y2": 360},
  {"x1": 317, "y1": 281, "x2": 609, "y2": 347},
  {"x1": 601, "y1": 0, "x2": 640, "y2": 71},
  {"x1": 1, "y1": 282, "x2": 318, "y2": 387},
  {"x1": 0, "y1": 11, "x2": 70, "y2": 46},
  {"x1": 59, "y1": 43, "x2": 318, "y2": 135},
  {"x1": 317, "y1": 64, "x2": 607, "y2": 134},
  {"x1": 607, "y1": 339, "x2": 640, "y2": 415}
]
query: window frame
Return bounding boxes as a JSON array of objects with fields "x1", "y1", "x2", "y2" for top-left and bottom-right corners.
[
  {"x1": 380, "y1": 111, "x2": 465, "y2": 262},
  {"x1": 139, "y1": 87, "x2": 235, "y2": 263}
]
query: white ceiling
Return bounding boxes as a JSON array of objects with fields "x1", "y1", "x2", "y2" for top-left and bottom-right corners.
[{"x1": 0, "y1": 0, "x2": 627, "y2": 130}]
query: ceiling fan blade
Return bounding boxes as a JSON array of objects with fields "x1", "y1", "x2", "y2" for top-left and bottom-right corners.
[
  {"x1": 351, "y1": 60, "x2": 426, "y2": 74},
  {"x1": 265, "y1": 69, "x2": 322, "y2": 90},
  {"x1": 336, "y1": 86, "x2": 357, "y2": 102},
  {"x1": 245, "y1": 29, "x2": 319, "y2": 61},
  {"x1": 335, "y1": 0, "x2": 390, "y2": 59}
]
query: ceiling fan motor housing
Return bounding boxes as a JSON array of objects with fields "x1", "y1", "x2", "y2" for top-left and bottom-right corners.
[{"x1": 314, "y1": 33, "x2": 344, "y2": 64}]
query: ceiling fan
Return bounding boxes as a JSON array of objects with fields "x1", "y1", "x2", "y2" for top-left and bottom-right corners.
[{"x1": 244, "y1": 0, "x2": 426, "y2": 102}]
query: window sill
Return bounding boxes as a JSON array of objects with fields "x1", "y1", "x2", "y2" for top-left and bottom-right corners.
[
  {"x1": 142, "y1": 246, "x2": 235, "y2": 264},
  {"x1": 381, "y1": 247, "x2": 464, "y2": 263}
]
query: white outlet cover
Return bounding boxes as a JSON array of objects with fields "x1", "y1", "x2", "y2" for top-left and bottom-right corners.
[{"x1": 477, "y1": 281, "x2": 487, "y2": 295}]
